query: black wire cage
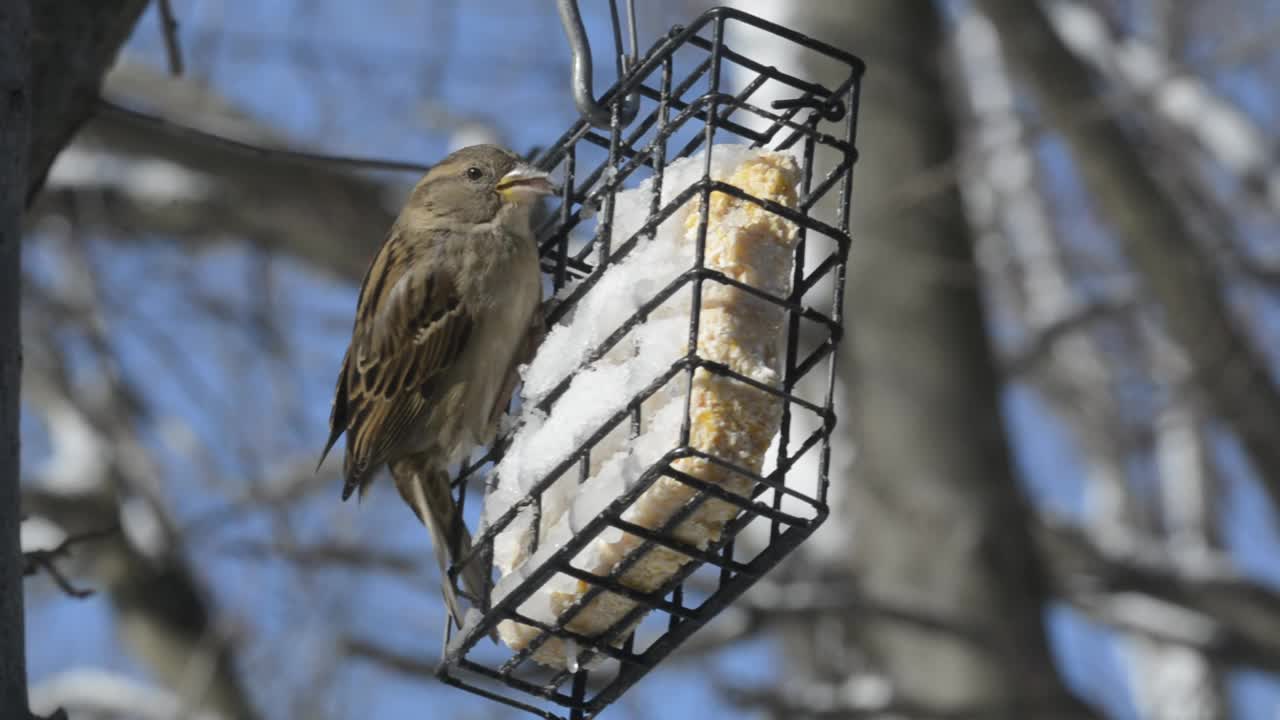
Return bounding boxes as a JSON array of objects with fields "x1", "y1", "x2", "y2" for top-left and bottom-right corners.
[{"x1": 438, "y1": 7, "x2": 863, "y2": 718}]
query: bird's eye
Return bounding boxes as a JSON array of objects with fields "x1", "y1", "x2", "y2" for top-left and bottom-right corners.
[{"x1": 466, "y1": 167, "x2": 484, "y2": 181}]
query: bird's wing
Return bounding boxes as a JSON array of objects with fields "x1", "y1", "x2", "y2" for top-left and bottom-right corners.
[{"x1": 319, "y1": 228, "x2": 473, "y2": 498}]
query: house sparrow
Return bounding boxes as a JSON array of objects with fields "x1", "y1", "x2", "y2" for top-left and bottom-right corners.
[{"x1": 319, "y1": 144, "x2": 551, "y2": 627}]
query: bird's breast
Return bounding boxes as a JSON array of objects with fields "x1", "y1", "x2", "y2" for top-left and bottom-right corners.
[{"x1": 436, "y1": 229, "x2": 541, "y2": 463}]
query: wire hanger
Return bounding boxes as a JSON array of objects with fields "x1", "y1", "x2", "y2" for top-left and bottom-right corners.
[{"x1": 556, "y1": 0, "x2": 641, "y2": 129}]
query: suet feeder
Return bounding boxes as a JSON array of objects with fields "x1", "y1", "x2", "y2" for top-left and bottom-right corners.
[{"x1": 437, "y1": 5, "x2": 864, "y2": 718}]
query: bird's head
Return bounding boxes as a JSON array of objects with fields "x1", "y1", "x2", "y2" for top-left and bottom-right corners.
[{"x1": 408, "y1": 144, "x2": 556, "y2": 227}]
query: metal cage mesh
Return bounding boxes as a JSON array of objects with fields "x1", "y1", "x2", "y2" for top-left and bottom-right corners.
[{"x1": 437, "y1": 7, "x2": 863, "y2": 718}]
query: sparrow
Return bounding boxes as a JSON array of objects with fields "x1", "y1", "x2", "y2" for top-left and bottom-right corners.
[{"x1": 318, "y1": 144, "x2": 551, "y2": 628}]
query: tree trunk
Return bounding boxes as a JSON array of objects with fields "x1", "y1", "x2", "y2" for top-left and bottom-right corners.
[
  {"x1": 4, "y1": 3, "x2": 148, "y2": 716},
  {"x1": 836, "y1": 2, "x2": 1086, "y2": 715},
  {"x1": 28, "y1": 0, "x2": 149, "y2": 202},
  {"x1": 1, "y1": 1, "x2": 32, "y2": 717}
]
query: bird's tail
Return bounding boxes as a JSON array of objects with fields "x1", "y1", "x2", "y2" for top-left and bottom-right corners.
[{"x1": 389, "y1": 455, "x2": 490, "y2": 632}]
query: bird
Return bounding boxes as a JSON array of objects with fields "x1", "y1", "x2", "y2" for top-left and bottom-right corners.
[{"x1": 318, "y1": 144, "x2": 552, "y2": 628}]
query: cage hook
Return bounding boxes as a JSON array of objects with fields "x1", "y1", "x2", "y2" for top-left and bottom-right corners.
[{"x1": 557, "y1": 0, "x2": 641, "y2": 129}]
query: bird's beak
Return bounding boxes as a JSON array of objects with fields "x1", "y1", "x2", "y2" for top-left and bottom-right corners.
[{"x1": 497, "y1": 164, "x2": 557, "y2": 202}]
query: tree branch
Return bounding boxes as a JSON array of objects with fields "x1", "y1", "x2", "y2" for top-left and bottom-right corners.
[
  {"x1": 1045, "y1": 0, "x2": 1280, "y2": 213},
  {"x1": 976, "y1": 0, "x2": 1280, "y2": 512},
  {"x1": 341, "y1": 636, "x2": 436, "y2": 679},
  {"x1": 153, "y1": 0, "x2": 184, "y2": 77},
  {"x1": 22, "y1": 525, "x2": 118, "y2": 599},
  {"x1": 1001, "y1": 295, "x2": 1133, "y2": 377},
  {"x1": 1039, "y1": 518, "x2": 1280, "y2": 675},
  {"x1": 31, "y1": 61, "x2": 403, "y2": 283},
  {"x1": 23, "y1": 489, "x2": 259, "y2": 720},
  {"x1": 724, "y1": 678, "x2": 1095, "y2": 720}
]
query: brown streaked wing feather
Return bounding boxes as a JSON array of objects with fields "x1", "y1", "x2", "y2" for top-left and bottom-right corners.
[
  {"x1": 320, "y1": 228, "x2": 400, "y2": 474},
  {"x1": 329, "y1": 229, "x2": 474, "y2": 498},
  {"x1": 317, "y1": 348, "x2": 351, "y2": 471}
]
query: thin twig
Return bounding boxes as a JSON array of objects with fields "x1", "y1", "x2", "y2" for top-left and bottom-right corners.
[
  {"x1": 97, "y1": 99, "x2": 433, "y2": 175},
  {"x1": 1002, "y1": 294, "x2": 1135, "y2": 377},
  {"x1": 1237, "y1": 255, "x2": 1280, "y2": 287},
  {"x1": 342, "y1": 637, "x2": 436, "y2": 678},
  {"x1": 155, "y1": 0, "x2": 184, "y2": 76},
  {"x1": 219, "y1": 539, "x2": 420, "y2": 574},
  {"x1": 22, "y1": 525, "x2": 120, "y2": 599}
]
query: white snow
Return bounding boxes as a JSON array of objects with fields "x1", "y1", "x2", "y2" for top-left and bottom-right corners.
[
  {"x1": 20, "y1": 516, "x2": 68, "y2": 554},
  {"x1": 47, "y1": 146, "x2": 212, "y2": 202},
  {"x1": 565, "y1": 639, "x2": 581, "y2": 673},
  {"x1": 120, "y1": 495, "x2": 168, "y2": 561},
  {"x1": 36, "y1": 398, "x2": 110, "y2": 495},
  {"x1": 445, "y1": 608, "x2": 488, "y2": 655},
  {"x1": 30, "y1": 668, "x2": 223, "y2": 720}
]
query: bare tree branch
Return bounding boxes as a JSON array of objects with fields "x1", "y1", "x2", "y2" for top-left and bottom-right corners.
[
  {"x1": 977, "y1": 0, "x2": 1280, "y2": 513},
  {"x1": 31, "y1": 61, "x2": 403, "y2": 282},
  {"x1": 955, "y1": 12, "x2": 1230, "y2": 714},
  {"x1": 1000, "y1": 296, "x2": 1133, "y2": 377},
  {"x1": 218, "y1": 539, "x2": 420, "y2": 575},
  {"x1": 22, "y1": 305, "x2": 261, "y2": 720},
  {"x1": 154, "y1": 0, "x2": 184, "y2": 76},
  {"x1": 23, "y1": 489, "x2": 260, "y2": 720},
  {"x1": 97, "y1": 100, "x2": 432, "y2": 175},
  {"x1": 721, "y1": 519, "x2": 1280, "y2": 682},
  {"x1": 723, "y1": 683, "x2": 1095, "y2": 720},
  {"x1": 341, "y1": 636, "x2": 436, "y2": 679},
  {"x1": 1046, "y1": 0, "x2": 1280, "y2": 213},
  {"x1": 1040, "y1": 518, "x2": 1280, "y2": 675},
  {"x1": 22, "y1": 525, "x2": 118, "y2": 599}
]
